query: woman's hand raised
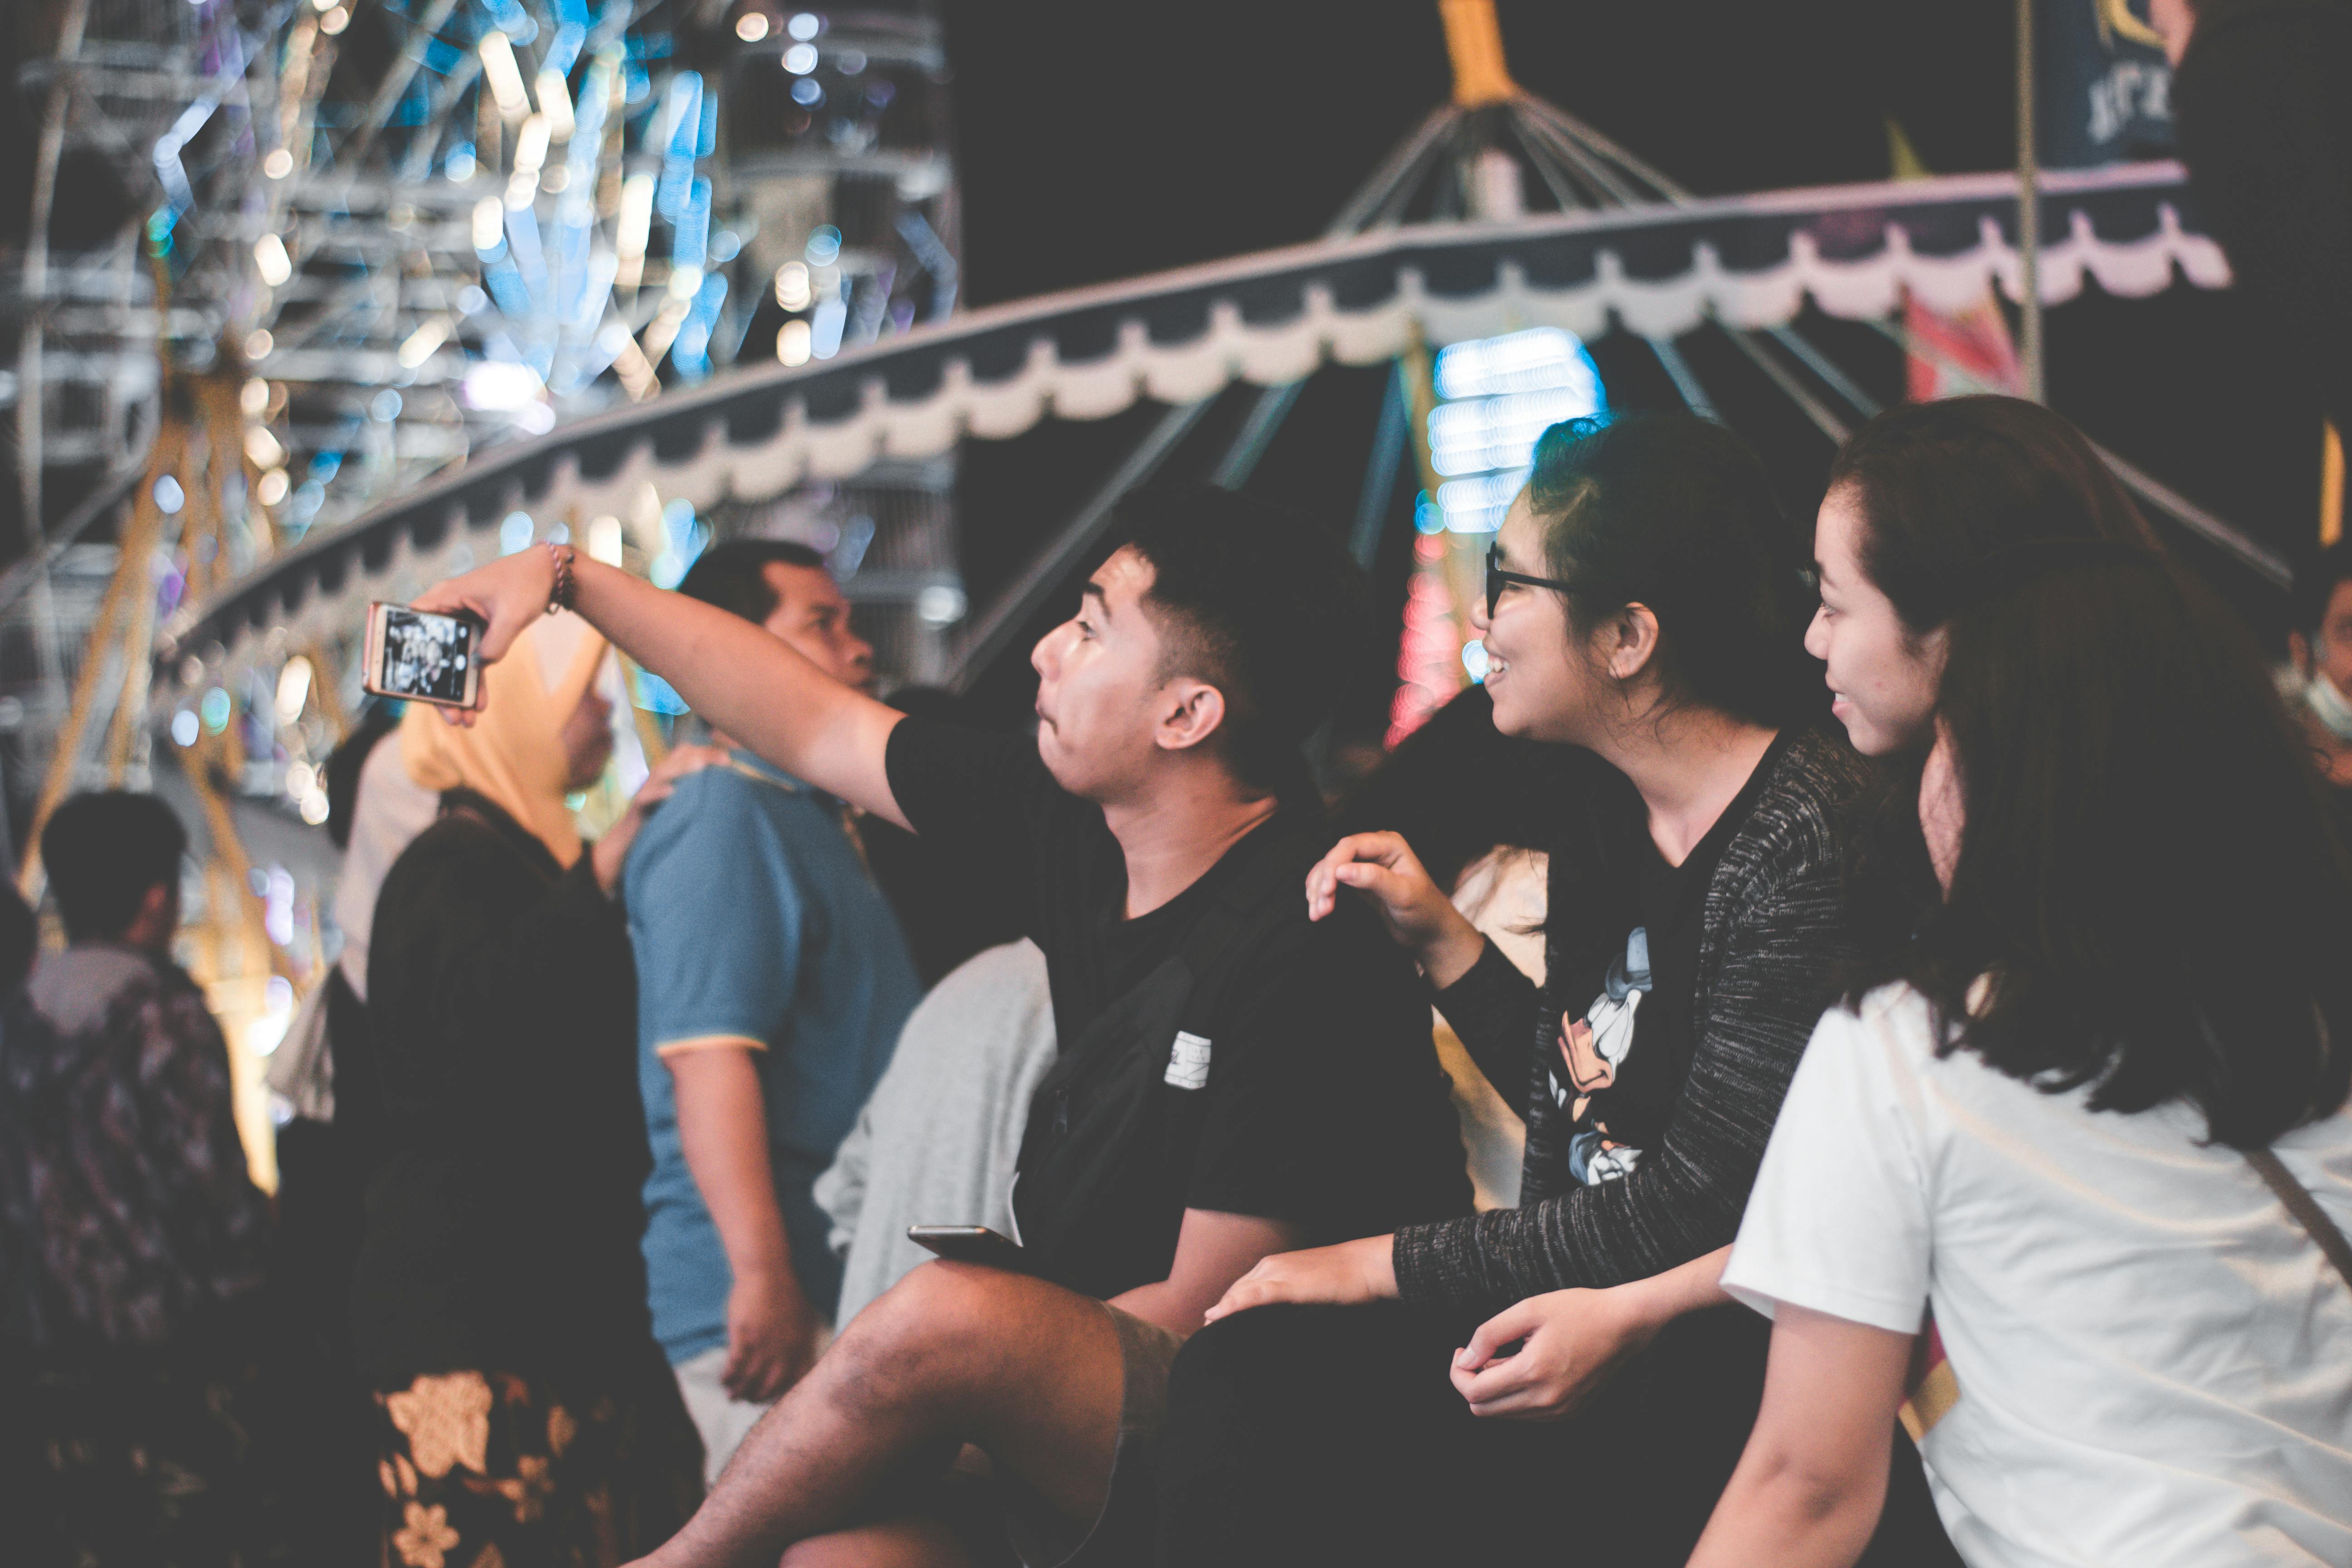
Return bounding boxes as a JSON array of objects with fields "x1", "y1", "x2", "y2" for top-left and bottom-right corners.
[{"x1": 1304, "y1": 831, "x2": 1486, "y2": 988}]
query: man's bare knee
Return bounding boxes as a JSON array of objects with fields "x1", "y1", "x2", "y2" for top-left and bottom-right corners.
[
  {"x1": 832, "y1": 1264, "x2": 1117, "y2": 1431},
  {"x1": 829, "y1": 1264, "x2": 1051, "y2": 1414}
]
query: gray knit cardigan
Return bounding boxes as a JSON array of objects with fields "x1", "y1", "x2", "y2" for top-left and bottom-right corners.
[{"x1": 1392, "y1": 726, "x2": 1868, "y2": 1316}]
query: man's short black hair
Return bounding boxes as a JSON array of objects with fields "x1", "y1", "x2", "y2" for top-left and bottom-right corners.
[
  {"x1": 1114, "y1": 485, "x2": 1369, "y2": 789},
  {"x1": 676, "y1": 539, "x2": 829, "y2": 625},
  {"x1": 42, "y1": 791, "x2": 187, "y2": 944},
  {"x1": 2292, "y1": 539, "x2": 2352, "y2": 636}
]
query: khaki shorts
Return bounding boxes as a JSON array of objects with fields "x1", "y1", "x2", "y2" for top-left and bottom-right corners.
[{"x1": 999, "y1": 1301, "x2": 1184, "y2": 1568}]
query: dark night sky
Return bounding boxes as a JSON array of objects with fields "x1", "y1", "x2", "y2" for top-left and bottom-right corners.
[{"x1": 933, "y1": 0, "x2": 2317, "y2": 723}]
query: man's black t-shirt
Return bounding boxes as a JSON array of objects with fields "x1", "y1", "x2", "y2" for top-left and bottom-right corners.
[
  {"x1": 1543, "y1": 731, "x2": 1790, "y2": 1183},
  {"x1": 883, "y1": 716, "x2": 1472, "y2": 1296}
]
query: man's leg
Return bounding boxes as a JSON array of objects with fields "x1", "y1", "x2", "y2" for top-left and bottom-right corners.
[
  {"x1": 642, "y1": 1261, "x2": 1124, "y2": 1568},
  {"x1": 671, "y1": 1345, "x2": 773, "y2": 1489}
]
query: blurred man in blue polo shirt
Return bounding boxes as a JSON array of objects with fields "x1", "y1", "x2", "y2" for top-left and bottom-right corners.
[{"x1": 625, "y1": 540, "x2": 922, "y2": 1483}]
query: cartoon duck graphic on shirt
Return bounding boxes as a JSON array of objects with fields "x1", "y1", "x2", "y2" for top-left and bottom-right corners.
[{"x1": 1552, "y1": 926, "x2": 1651, "y2": 1185}]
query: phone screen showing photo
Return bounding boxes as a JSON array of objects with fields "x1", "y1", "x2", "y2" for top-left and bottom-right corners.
[{"x1": 377, "y1": 607, "x2": 478, "y2": 704}]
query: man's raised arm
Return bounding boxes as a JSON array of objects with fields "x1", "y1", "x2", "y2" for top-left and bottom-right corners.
[{"x1": 414, "y1": 544, "x2": 912, "y2": 829}]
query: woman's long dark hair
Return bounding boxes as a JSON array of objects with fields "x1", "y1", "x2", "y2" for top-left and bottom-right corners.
[
  {"x1": 1528, "y1": 412, "x2": 1820, "y2": 728},
  {"x1": 1828, "y1": 396, "x2": 2160, "y2": 640},
  {"x1": 1847, "y1": 543, "x2": 2352, "y2": 1147}
]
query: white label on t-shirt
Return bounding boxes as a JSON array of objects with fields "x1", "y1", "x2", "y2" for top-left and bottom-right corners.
[{"x1": 1166, "y1": 1032, "x2": 1212, "y2": 1091}]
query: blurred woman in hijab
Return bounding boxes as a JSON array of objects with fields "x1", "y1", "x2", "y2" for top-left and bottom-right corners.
[{"x1": 352, "y1": 612, "x2": 722, "y2": 1568}]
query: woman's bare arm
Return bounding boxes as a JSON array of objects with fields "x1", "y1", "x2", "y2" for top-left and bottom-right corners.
[{"x1": 1686, "y1": 1303, "x2": 1912, "y2": 1568}]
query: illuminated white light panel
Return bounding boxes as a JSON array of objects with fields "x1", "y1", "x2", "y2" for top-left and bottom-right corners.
[{"x1": 1426, "y1": 327, "x2": 1605, "y2": 530}]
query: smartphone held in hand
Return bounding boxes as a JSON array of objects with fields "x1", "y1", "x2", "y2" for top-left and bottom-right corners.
[
  {"x1": 906, "y1": 1225, "x2": 1037, "y2": 1274},
  {"x1": 362, "y1": 602, "x2": 487, "y2": 709}
]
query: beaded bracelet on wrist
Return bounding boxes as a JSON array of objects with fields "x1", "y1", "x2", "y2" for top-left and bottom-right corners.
[{"x1": 546, "y1": 541, "x2": 576, "y2": 614}]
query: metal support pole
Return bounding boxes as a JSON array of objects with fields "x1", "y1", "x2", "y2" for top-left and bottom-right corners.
[
  {"x1": 2017, "y1": 0, "x2": 2046, "y2": 402},
  {"x1": 17, "y1": 0, "x2": 93, "y2": 702},
  {"x1": 1210, "y1": 382, "x2": 1307, "y2": 489},
  {"x1": 944, "y1": 400, "x2": 1215, "y2": 691},
  {"x1": 1646, "y1": 337, "x2": 1718, "y2": 419},
  {"x1": 1351, "y1": 369, "x2": 1410, "y2": 568}
]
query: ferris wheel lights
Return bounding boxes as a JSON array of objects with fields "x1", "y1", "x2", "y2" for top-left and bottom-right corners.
[
  {"x1": 398, "y1": 318, "x2": 453, "y2": 370},
  {"x1": 473, "y1": 197, "x2": 506, "y2": 251},
  {"x1": 263, "y1": 148, "x2": 294, "y2": 180},
  {"x1": 318, "y1": 6, "x2": 349, "y2": 36},
  {"x1": 587, "y1": 516, "x2": 625, "y2": 566},
  {"x1": 737, "y1": 12, "x2": 770, "y2": 40},
  {"x1": 614, "y1": 174, "x2": 656, "y2": 289},
  {"x1": 535, "y1": 69, "x2": 576, "y2": 141},
  {"x1": 253, "y1": 233, "x2": 293, "y2": 287},
  {"x1": 240, "y1": 378, "x2": 270, "y2": 417},
  {"x1": 513, "y1": 114, "x2": 553, "y2": 178},
  {"x1": 480, "y1": 33, "x2": 532, "y2": 122},
  {"x1": 243, "y1": 328, "x2": 274, "y2": 362},
  {"x1": 788, "y1": 12, "x2": 820, "y2": 40},
  {"x1": 784, "y1": 42, "x2": 819, "y2": 74},
  {"x1": 245, "y1": 425, "x2": 286, "y2": 470}
]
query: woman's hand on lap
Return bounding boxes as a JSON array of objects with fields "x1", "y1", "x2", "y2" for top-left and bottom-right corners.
[
  {"x1": 1448, "y1": 1286, "x2": 1660, "y2": 1421},
  {"x1": 1202, "y1": 1235, "x2": 1397, "y2": 1323}
]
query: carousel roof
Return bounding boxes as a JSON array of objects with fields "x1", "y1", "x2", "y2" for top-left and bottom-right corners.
[{"x1": 159, "y1": 158, "x2": 2219, "y2": 692}]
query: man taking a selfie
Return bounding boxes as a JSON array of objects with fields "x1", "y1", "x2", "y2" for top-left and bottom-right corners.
[{"x1": 418, "y1": 485, "x2": 1470, "y2": 1564}]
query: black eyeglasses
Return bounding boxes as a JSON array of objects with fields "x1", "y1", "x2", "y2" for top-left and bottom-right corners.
[{"x1": 1485, "y1": 543, "x2": 1577, "y2": 618}]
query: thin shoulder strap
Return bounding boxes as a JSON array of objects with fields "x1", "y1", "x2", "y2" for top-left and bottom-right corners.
[{"x1": 2245, "y1": 1148, "x2": 2352, "y2": 1293}]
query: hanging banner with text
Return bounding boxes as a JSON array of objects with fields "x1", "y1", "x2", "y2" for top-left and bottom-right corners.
[{"x1": 2040, "y1": 0, "x2": 2176, "y2": 167}]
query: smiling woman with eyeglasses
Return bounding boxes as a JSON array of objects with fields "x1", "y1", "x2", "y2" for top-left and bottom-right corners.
[{"x1": 1152, "y1": 413, "x2": 1955, "y2": 1567}]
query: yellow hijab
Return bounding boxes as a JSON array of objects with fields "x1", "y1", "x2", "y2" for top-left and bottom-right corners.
[{"x1": 400, "y1": 611, "x2": 607, "y2": 865}]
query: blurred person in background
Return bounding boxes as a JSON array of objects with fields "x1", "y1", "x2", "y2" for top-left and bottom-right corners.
[
  {"x1": 628, "y1": 541, "x2": 921, "y2": 1484},
  {"x1": 266, "y1": 698, "x2": 441, "y2": 1562},
  {"x1": 0, "y1": 792, "x2": 282, "y2": 1566},
  {"x1": 353, "y1": 616, "x2": 720, "y2": 1568},
  {"x1": 2156, "y1": 0, "x2": 2352, "y2": 442},
  {"x1": 2283, "y1": 539, "x2": 2352, "y2": 836},
  {"x1": 815, "y1": 936, "x2": 1057, "y2": 1333}
]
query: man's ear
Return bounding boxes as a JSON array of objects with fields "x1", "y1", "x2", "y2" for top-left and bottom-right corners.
[
  {"x1": 2289, "y1": 629, "x2": 2314, "y2": 678},
  {"x1": 1602, "y1": 603, "x2": 1662, "y2": 684},
  {"x1": 1154, "y1": 678, "x2": 1228, "y2": 754}
]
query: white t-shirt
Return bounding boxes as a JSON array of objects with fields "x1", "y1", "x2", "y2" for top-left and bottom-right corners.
[{"x1": 1722, "y1": 983, "x2": 2352, "y2": 1568}]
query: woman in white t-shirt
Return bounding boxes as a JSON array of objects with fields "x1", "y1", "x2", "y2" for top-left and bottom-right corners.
[{"x1": 1692, "y1": 543, "x2": 2352, "y2": 1567}]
